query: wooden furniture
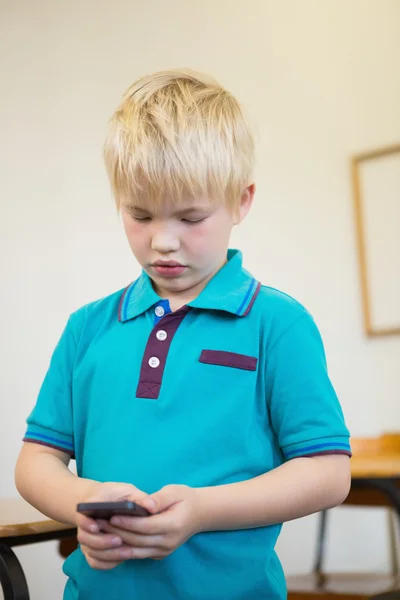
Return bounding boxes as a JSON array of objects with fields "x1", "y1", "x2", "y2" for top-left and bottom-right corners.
[
  {"x1": 287, "y1": 434, "x2": 400, "y2": 600},
  {"x1": 370, "y1": 593, "x2": 400, "y2": 599},
  {"x1": 0, "y1": 498, "x2": 76, "y2": 600}
]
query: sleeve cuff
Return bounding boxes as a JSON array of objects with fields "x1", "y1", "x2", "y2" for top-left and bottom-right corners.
[
  {"x1": 282, "y1": 436, "x2": 352, "y2": 460},
  {"x1": 24, "y1": 424, "x2": 74, "y2": 456}
]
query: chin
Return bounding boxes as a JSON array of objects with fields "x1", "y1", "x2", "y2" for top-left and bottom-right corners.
[{"x1": 165, "y1": 281, "x2": 187, "y2": 290}]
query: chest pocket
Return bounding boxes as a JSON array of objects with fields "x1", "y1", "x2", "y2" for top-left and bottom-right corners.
[{"x1": 199, "y1": 349, "x2": 258, "y2": 371}]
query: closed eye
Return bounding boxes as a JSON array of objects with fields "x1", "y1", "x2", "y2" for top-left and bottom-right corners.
[
  {"x1": 132, "y1": 216, "x2": 151, "y2": 222},
  {"x1": 182, "y1": 218, "x2": 206, "y2": 225}
]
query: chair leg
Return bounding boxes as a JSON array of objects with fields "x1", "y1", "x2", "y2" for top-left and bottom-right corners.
[
  {"x1": 313, "y1": 510, "x2": 328, "y2": 576},
  {"x1": 0, "y1": 544, "x2": 30, "y2": 600},
  {"x1": 388, "y1": 508, "x2": 400, "y2": 576}
]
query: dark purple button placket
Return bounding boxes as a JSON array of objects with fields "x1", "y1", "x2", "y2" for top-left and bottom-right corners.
[{"x1": 136, "y1": 306, "x2": 190, "y2": 400}]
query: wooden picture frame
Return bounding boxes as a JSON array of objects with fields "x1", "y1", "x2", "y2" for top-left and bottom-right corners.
[{"x1": 351, "y1": 143, "x2": 400, "y2": 337}]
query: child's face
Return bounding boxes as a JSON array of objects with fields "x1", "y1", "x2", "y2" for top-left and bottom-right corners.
[{"x1": 121, "y1": 186, "x2": 254, "y2": 305}]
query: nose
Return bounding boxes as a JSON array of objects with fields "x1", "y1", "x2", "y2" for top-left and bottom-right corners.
[{"x1": 151, "y1": 222, "x2": 180, "y2": 254}]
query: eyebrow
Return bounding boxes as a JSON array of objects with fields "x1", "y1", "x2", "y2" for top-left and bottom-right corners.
[
  {"x1": 128, "y1": 205, "x2": 210, "y2": 216},
  {"x1": 175, "y1": 206, "x2": 209, "y2": 216}
]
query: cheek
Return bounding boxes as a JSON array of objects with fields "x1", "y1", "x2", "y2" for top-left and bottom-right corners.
[
  {"x1": 183, "y1": 222, "x2": 227, "y2": 255},
  {"x1": 123, "y1": 222, "x2": 147, "y2": 252},
  {"x1": 182, "y1": 225, "x2": 210, "y2": 251}
]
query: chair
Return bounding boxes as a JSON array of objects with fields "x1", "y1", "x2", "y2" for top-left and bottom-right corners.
[
  {"x1": 0, "y1": 497, "x2": 76, "y2": 600},
  {"x1": 287, "y1": 433, "x2": 400, "y2": 600}
]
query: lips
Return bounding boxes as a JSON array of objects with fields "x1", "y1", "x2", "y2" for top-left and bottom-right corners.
[
  {"x1": 151, "y1": 261, "x2": 187, "y2": 277},
  {"x1": 153, "y1": 261, "x2": 184, "y2": 267}
]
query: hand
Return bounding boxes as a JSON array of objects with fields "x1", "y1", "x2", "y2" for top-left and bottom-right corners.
[
  {"x1": 100, "y1": 484, "x2": 203, "y2": 560},
  {"x1": 76, "y1": 482, "x2": 151, "y2": 570}
]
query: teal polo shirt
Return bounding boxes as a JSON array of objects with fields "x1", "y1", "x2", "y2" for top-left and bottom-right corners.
[{"x1": 24, "y1": 249, "x2": 351, "y2": 600}]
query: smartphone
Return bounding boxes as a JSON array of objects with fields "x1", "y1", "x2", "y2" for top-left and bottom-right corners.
[{"x1": 77, "y1": 500, "x2": 150, "y2": 519}]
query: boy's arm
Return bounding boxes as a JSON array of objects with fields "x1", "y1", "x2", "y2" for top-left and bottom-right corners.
[
  {"x1": 193, "y1": 453, "x2": 351, "y2": 531},
  {"x1": 142, "y1": 454, "x2": 351, "y2": 532},
  {"x1": 15, "y1": 442, "x2": 99, "y2": 525},
  {"x1": 16, "y1": 442, "x2": 155, "y2": 570}
]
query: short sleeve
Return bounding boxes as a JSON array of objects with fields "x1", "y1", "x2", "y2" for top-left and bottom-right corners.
[
  {"x1": 266, "y1": 312, "x2": 351, "y2": 460},
  {"x1": 23, "y1": 313, "x2": 82, "y2": 456}
]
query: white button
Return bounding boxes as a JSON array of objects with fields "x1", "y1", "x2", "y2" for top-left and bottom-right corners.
[
  {"x1": 156, "y1": 330, "x2": 167, "y2": 341},
  {"x1": 148, "y1": 356, "x2": 160, "y2": 368},
  {"x1": 155, "y1": 306, "x2": 165, "y2": 317}
]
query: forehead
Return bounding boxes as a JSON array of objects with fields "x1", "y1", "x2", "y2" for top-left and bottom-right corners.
[{"x1": 124, "y1": 193, "x2": 223, "y2": 215}]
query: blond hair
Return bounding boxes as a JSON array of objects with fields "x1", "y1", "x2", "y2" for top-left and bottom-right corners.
[{"x1": 103, "y1": 69, "x2": 255, "y2": 211}]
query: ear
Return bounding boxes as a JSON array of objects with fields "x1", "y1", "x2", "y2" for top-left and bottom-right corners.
[{"x1": 234, "y1": 183, "x2": 255, "y2": 224}]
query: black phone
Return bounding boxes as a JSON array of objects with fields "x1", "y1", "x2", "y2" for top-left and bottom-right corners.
[{"x1": 77, "y1": 500, "x2": 150, "y2": 519}]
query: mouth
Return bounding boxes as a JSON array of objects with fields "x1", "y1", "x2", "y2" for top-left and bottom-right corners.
[
  {"x1": 153, "y1": 261, "x2": 184, "y2": 267},
  {"x1": 151, "y1": 261, "x2": 187, "y2": 277}
]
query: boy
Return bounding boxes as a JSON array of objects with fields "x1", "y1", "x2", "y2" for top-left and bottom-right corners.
[{"x1": 15, "y1": 69, "x2": 351, "y2": 600}]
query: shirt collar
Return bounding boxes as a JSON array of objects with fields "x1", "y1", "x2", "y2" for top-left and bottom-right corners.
[
  {"x1": 118, "y1": 270, "x2": 161, "y2": 323},
  {"x1": 118, "y1": 249, "x2": 261, "y2": 323}
]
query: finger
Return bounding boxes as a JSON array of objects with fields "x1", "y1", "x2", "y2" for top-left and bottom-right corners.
[
  {"x1": 80, "y1": 483, "x2": 148, "y2": 508},
  {"x1": 107, "y1": 513, "x2": 169, "y2": 535},
  {"x1": 81, "y1": 547, "x2": 123, "y2": 571},
  {"x1": 77, "y1": 529, "x2": 122, "y2": 551},
  {"x1": 146, "y1": 485, "x2": 184, "y2": 514},
  {"x1": 83, "y1": 545, "x2": 135, "y2": 563},
  {"x1": 96, "y1": 526, "x2": 165, "y2": 549},
  {"x1": 76, "y1": 513, "x2": 100, "y2": 534},
  {"x1": 124, "y1": 490, "x2": 152, "y2": 505}
]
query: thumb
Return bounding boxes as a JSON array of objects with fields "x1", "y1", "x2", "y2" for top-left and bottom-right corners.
[{"x1": 143, "y1": 485, "x2": 179, "y2": 514}]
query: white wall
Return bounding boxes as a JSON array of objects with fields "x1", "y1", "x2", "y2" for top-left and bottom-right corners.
[{"x1": 1, "y1": 1, "x2": 399, "y2": 598}]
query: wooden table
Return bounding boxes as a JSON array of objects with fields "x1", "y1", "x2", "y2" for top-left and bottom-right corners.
[
  {"x1": 351, "y1": 454, "x2": 400, "y2": 479},
  {"x1": 348, "y1": 454, "x2": 400, "y2": 512},
  {"x1": 0, "y1": 498, "x2": 76, "y2": 600}
]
